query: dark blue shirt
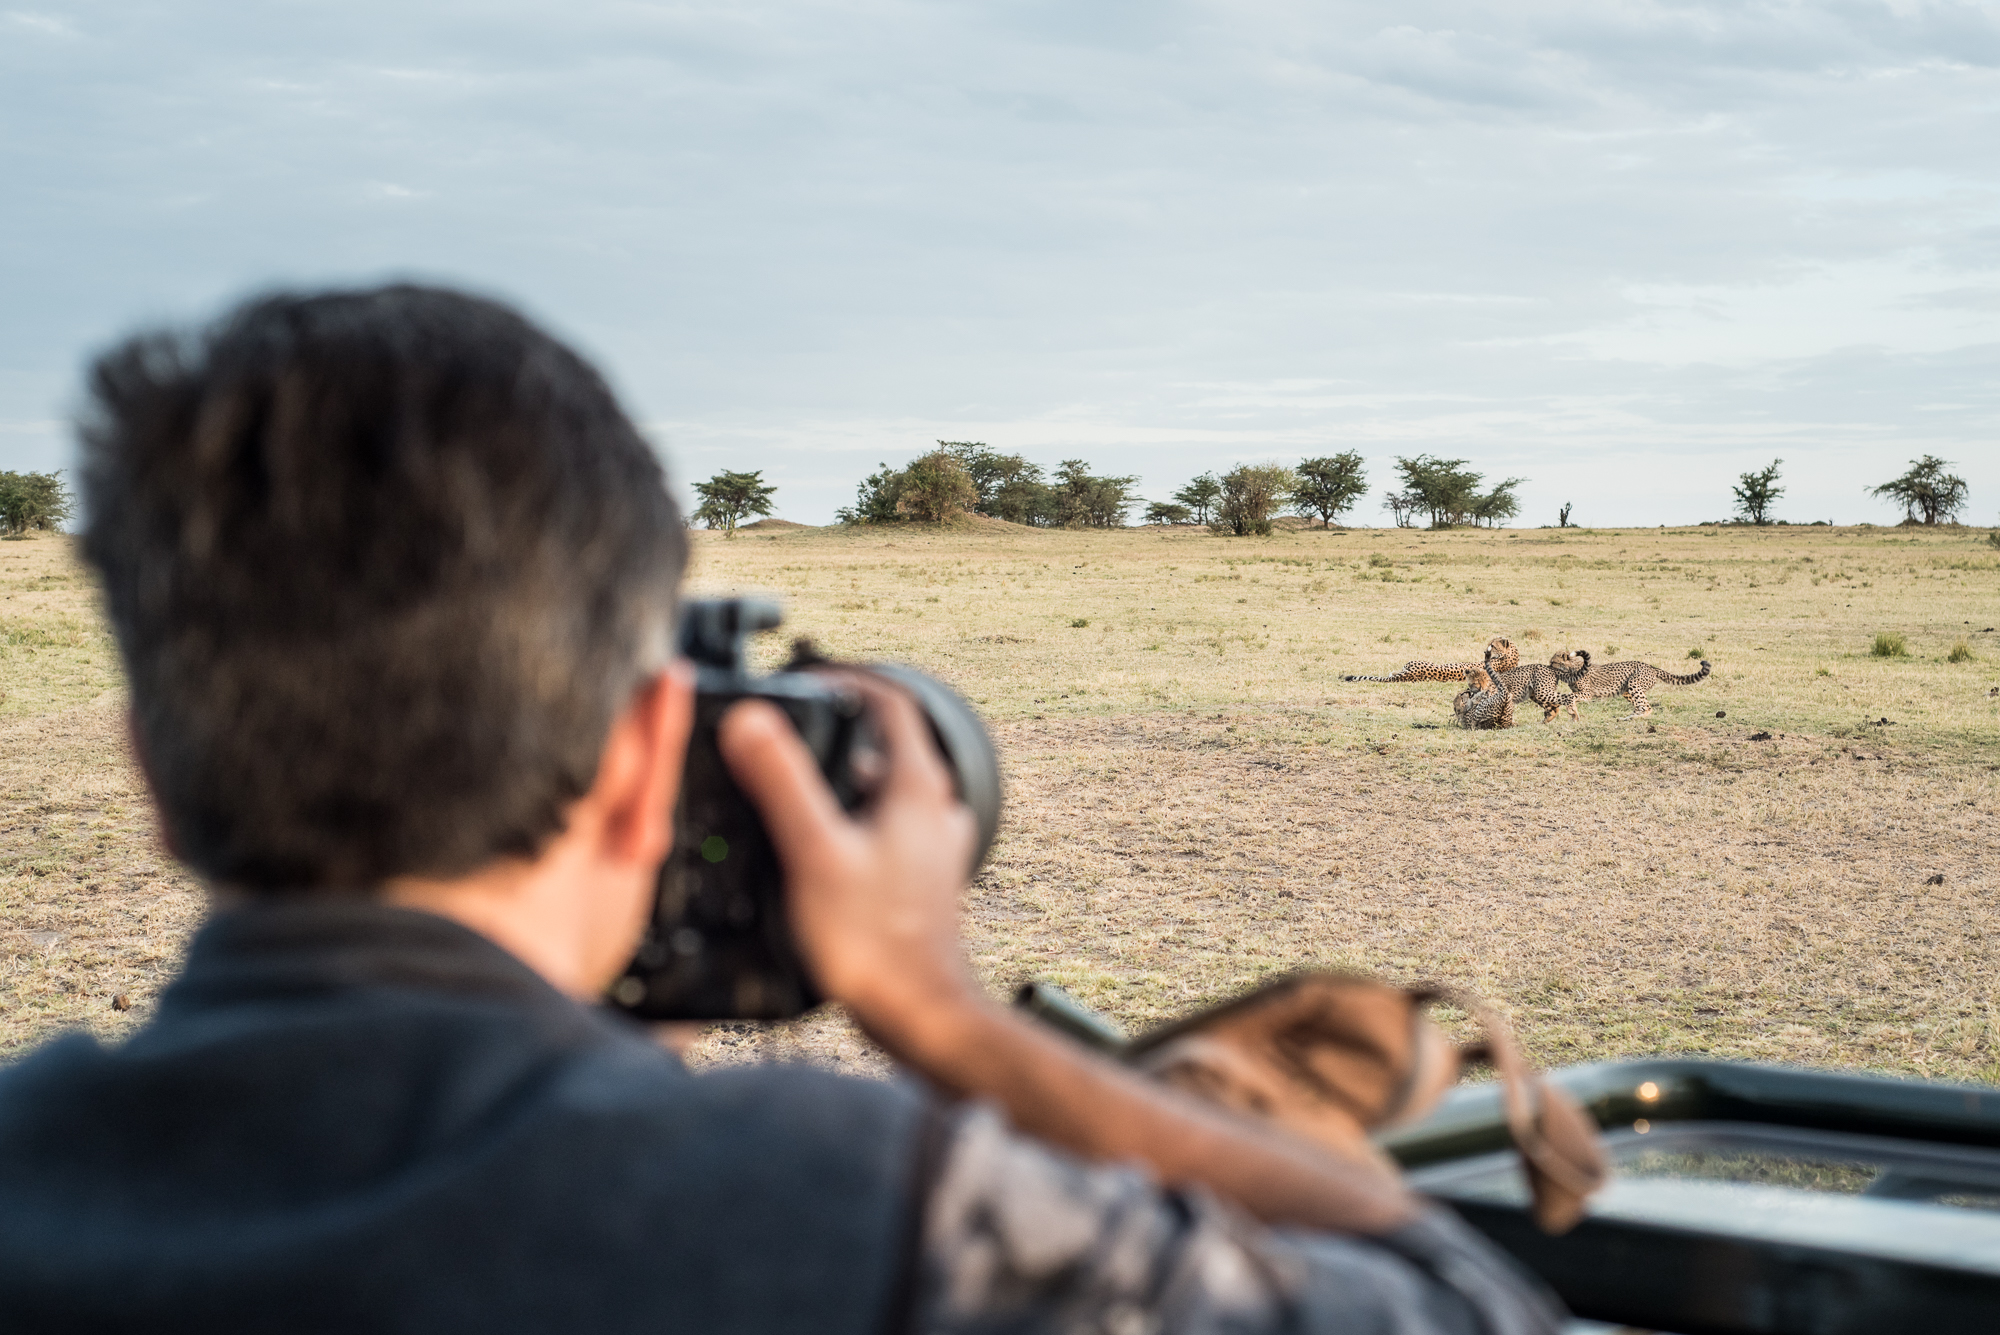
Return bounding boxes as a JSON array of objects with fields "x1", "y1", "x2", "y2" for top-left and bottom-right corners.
[
  {"x1": 0, "y1": 903, "x2": 928, "y2": 1333},
  {"x1": 0, "y1": 901, "x2": 1561, "y2": 1335}
]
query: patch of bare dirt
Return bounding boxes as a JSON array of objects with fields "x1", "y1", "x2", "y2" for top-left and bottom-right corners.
[{"x1": 958, "y1": 711, "x2": 1999, "y2": 1080}]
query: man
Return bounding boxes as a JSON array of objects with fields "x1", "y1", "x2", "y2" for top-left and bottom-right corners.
[{"x1": 0, "y1": 286, "x2": 1562, "y2": 1332}]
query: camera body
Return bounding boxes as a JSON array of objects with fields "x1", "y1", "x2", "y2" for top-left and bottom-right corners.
[{"x1": 608, "y1": 597, "x2": 999, "y2": 1021}]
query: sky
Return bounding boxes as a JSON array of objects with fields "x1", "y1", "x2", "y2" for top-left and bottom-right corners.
[{"x1": 3, "y1": 1, "x2": 1997, "y2": 527}]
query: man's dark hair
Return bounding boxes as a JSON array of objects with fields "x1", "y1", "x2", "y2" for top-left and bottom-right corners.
[{"x1": 79, "y1": 285, "x2": 686, "y2": 891}]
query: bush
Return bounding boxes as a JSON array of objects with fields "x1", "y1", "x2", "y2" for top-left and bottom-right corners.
[
  {"x1": 1687, "y1": 647, "x2": 1704, "y2": 659},
  {"x1": 1871, "y1": 632, "x2": 1908, "y2": 658},
  {"x1": 0, "y1": 470, "x2": 73, "y2": 535},
  {"x1": 897, "y1": 449, "x2": 979, "y2": 523},
  {"x1": 1212, "y1": 464, "x2": 1293, "y2": 537},
  {"x1": 836, "y1": 462, "x2": 909, "y2": 524},
  {"x1": 1947, "y1": 639, "x2": 1975, "y2": 663}
]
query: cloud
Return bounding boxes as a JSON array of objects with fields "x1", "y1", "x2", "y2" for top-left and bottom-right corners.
[
  {"x1": 5, "y1": 11, "x2": 77, "y2": 38},
  {"x1": 0, "y1": 1, "x2": 1995, "y2": 525},
  {"x1": 1896, "y1": 285, "x2": 2000, "y2": 311}
]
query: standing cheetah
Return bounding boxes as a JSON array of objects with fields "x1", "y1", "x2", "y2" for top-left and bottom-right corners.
[
  {"x1": 1552, "y1": 650, "x2": 1712, "y2": 720},
  {"x1": 1495, "y1": 652, "x2": 1590, "y2": 723}
]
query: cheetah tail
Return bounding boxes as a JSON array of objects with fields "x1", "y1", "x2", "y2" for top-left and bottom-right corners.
[{"x1": 1659, "y1": 660, "x2": 1711, "y2": 686}]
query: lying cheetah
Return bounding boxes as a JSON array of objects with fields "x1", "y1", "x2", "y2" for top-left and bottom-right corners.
[
  {"x1": 1552, "y1": 650, "x2": 1712, "y2": 720},
  {"x1": 1345, "y1": 637, "x2": 1518, "y2": 683},
  {"x1": 1452, "y1": 649, "x2": 1515, "y2": 730}
]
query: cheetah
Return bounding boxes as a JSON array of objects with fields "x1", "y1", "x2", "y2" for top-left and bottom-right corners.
[
  {"x1": 1552, "y1": 650, "x2": 1712, "y2": 720},
  {"x1": 1452, "y1": 648, "x2": 1515, "y2": 730},
  {"x1": 1345, "y1": 637, "x2": 1519, "y2": 683},
  {"x1": 1495, "y1": 651, "x2": 1589, "y2": 723}
]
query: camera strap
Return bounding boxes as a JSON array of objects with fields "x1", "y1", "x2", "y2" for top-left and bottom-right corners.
[{"x1": 1124, "y1": 972, "x2": 1607, "y2": 1233}]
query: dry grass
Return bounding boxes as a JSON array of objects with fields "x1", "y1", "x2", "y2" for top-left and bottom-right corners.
[
  {"x1": 679, "y1": 520, "x2": 2000, "y2": 1080},
  {"x1": 0, "y1": 534, "x2": 207, "y2": 1052},
  {"x1": 970, "y1": 712, "x2": 1998, "y2": 1081},
  {"x1": 0, "y1": 534, "x2": 121, "y2": 720},
  {"x1": 5, "y1": 522, "x2": 1999, "y2": 1087},
  {"x1": 0, "y1": 693, "x2": 206, "y2": 1053}
]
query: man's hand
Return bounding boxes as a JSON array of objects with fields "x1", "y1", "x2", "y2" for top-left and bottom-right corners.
[{"x1": 717, "y1": 676, "x2": 980, "y2": 1044}]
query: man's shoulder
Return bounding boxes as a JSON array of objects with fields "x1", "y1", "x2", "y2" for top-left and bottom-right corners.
[
  {"x1": 0, "y1": 1015, "x2": 937, "y2": 1333},
  {"x1": 0, "y1": 1030, "x2": 117, "y2": 1123},
  {"x1": 554, "y1": 1040, "x2": 931, "y2": 1167}
]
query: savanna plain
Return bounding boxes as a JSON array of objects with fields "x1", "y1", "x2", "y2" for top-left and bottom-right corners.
[{"x1": 3, "y1": 522, "x2": 1998, "y2": 1088}]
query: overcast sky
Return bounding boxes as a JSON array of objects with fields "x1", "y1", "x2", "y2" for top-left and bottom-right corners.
[{"x1": 4, "y1": 1, "x2": 1996, "y2": 526}]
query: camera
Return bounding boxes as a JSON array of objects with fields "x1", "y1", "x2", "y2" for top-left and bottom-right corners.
[{"x1": 608, "y1": 597, "x2": 1001, "y2": 1021}]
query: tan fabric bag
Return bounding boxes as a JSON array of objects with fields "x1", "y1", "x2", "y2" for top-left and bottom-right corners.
[{"x1": 1125, "y1": 972, "x2": 1607, "y2": 1234}]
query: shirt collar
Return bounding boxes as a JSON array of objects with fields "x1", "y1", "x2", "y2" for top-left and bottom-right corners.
[{"x1": 159, "y1": 898, "x2": 589, "y2": 1020}]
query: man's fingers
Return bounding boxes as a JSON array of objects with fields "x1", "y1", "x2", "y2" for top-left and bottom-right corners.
[
  {"x1": 850, "y1": 675, "x2": 959, "y2": 808},
  {"x1": 717, "y1": 699, "x2": 850, "y2": 858},
  {"x1": 721, "y1": 676, "x2": 969, "y2": 878}
]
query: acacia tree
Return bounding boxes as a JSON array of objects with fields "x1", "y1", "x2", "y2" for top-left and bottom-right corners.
[
  {"x1": 1213, "y1": 464, "x2": 1294, "y2": 536},
  {"x1": 690, "y1": 469, "x2": 776, "y2": 535},
  {"x1": 942, "y1": 442, "x2": 1048, "y2": 523},
  {"x1": 1731, "y1": 459, "x2": 1784, "y2": 526},
  {"x1": 1869, "y1": 456, "x2": 1968, "y2": 525},
  {"x1": 1471, "y1": 477, "x2": 1524, "y2": 527},
  {"x1": 1395, "y1": 456, "x2": 1475, "y2": 527},
  {"x1": 896, "y1": 448, "x2": 979, "y2": 523},
  {"x1": 1053, "y1": 459, "x2": 1137, "y2": 528},
  {"x1": 987, "y1": 458, "x2": 1052, "y2": 525},
  {"x1": 1144, "y1": 501, "x2": 1193, "y2": 525},
  {"x1": 0, "y1": 471, "x2": 73, "y2": 536},
  {"x1": 1172, "y1": 474, "x2": 1222, "y2": 526},
  {"x1": 1386, "y1": 456, "x2": 1524, "y2": 528},
  {"x1": 1292, "y1": 453, "x2": 1368, "y2": 527}
]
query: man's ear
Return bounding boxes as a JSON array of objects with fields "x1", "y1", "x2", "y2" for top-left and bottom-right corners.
[{"x1": 593, "y1": 660, "x2": 696, "y2": 869}]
